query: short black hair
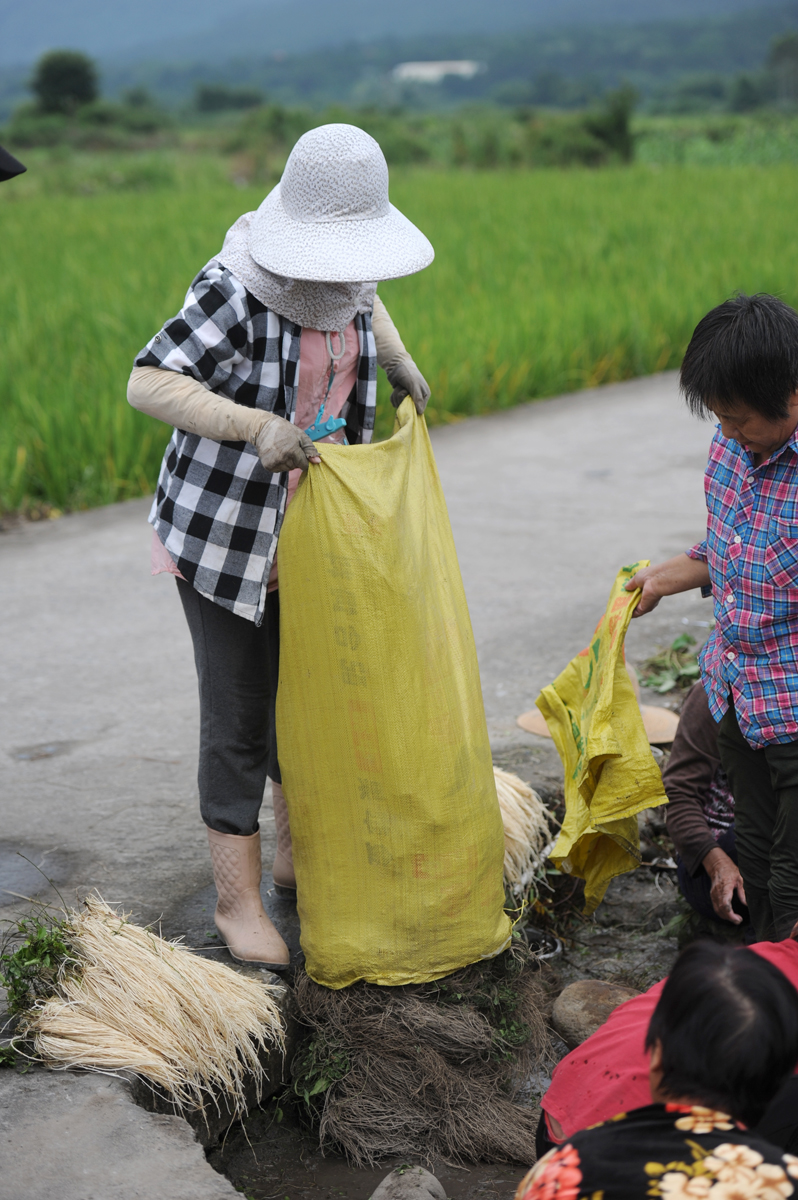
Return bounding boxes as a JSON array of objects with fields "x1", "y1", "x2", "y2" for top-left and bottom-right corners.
[
  {"x1": 645, "y1": 941, "x2": 798, "y2": 1127},
  {"x1": 681, "y1": 293, "x2": 798, "y2": 421}
]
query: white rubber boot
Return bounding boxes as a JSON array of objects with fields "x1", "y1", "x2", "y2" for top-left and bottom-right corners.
[
  {"x1": 271, "y1": 781, "x2": 297, "y2": 896},
  {"x1": 206, "y1": 827, "x2": 289, "y2": 969}
]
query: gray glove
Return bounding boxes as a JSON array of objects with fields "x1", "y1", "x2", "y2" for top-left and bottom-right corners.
[
  {"x1": 372, "y1": 294, "x2": 431, "y2": 415},
  {"x1": 254, "y1": 415, "x2": 319, "y2": 472},
  {"x1": 385, "y1": 359, "x2": 431, "y2": 414}
]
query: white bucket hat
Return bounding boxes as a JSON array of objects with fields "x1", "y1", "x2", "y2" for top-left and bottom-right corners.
[{"x1": 246, "y1": 123, "x2": 434, "y2": 283}]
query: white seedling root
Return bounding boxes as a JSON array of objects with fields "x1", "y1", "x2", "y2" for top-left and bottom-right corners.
[
  {"x1": 493, "y1": 766, "x2": 556, "y2": 894},
  {"x1": 22, "y1": 895, "x2": 285, "y2": 1119},
  {"x1": 22, "y1": 778, "x2": 551, "y2": 1110}
]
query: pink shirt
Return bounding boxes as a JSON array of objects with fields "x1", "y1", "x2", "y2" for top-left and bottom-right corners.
[
  {"x1": 542, "y1": 938, "x2": 798, "y2": 1140},
  {"x1": 151, "y1": 322, "x2": 359, "y2": 588}
]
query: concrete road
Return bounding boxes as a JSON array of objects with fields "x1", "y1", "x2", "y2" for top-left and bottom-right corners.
[
  {"x1": 0, "y1": 370, "x2": 712, "y2": 927},
  {"x1": 438, "y1": 371, "x2": 713, "y2": 739}
]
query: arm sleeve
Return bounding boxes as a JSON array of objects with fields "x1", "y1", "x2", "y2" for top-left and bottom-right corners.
[
  {"x1": 663, "y1": 682, "x2": 722, "y2": 875},
  {"x1": 127, "y1": 365, "x2": 267, "y2": 444},
  {"x1": 372, "y1": 293, "x2": 411, "y2": 369},
  {"x1": 132, "y1": 263, "x2": 258, "y2": 396}
]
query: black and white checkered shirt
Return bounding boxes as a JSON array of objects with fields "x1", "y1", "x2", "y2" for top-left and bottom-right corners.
[{"x1": 135, "y1": 262, "x2": 377, "y2": 625}]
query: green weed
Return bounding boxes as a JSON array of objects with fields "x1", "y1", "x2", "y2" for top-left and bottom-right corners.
[
  {"x1": 290, "y1": 1036, "x2": 351, "y2": 1110},
  {"x1": 0, "y1": 913, "x2": 71, "y2": 1015},
  {"x1": 640, "y1": 634, "x2": 702, "y2": 694}
]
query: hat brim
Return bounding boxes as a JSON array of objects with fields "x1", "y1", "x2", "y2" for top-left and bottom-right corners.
[
  {"x1": 516, "y1": 709, "x2": 551, "y2": 738},
  {"x1": 639, "y1": 705, "x2": 680, "y2": 744},
  {"x1": 247, "y1": 184, "x2": 434, "y2": 282},
  {"x1": 517, "y1": 705, "x2": 680, "y2": 747},
  {"x1": 0, "y1": 144, "x2": 26, "y2": 182}
]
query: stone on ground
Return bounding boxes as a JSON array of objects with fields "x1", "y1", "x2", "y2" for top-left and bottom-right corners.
[
  {"x1": 0, "y1": 1069, "x2": 238, "y2": 1200},
  {"x1": 369, "y1": 1165, "x2": 447, "y2": 1200},
  {"x1": 552, "y1": 980, "x2": 640, "y2": 1049}
]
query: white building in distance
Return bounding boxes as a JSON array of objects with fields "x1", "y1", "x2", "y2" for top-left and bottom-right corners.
[{"x1": 392, "y1": 61, "x2": 484, "y2": 85}]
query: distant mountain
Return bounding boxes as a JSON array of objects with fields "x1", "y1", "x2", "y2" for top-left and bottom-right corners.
[
  {"x1": 98, "y1": 2, "x2": 798, "y2": 110},
  {"x1": 0, "y1": 0, "x2": 785, "y2": 68}
]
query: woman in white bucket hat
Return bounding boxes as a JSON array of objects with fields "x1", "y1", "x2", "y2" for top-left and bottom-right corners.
[{"x1": 127, "y1": 124, "x2": 433, "y2": 969}]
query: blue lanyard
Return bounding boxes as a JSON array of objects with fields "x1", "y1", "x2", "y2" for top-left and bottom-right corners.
[{"x1": 305, "y1": 330, "x2": 348, "y2": 443}]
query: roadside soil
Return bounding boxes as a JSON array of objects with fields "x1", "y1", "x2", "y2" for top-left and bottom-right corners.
[
  {"x1": 207, "y1": 862, "x2": 682, "y2": 1200},
  {"x1": 207, "y1": 731, "x2": 689, "y2": 1200}
]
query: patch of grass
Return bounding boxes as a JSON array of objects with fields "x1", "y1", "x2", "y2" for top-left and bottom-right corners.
[
  {"x1": 1, "y1": 896, "x2": 285, "y2": 1117},
  {"x1": 5, "y1": 161, "x2": 798, "y2": 511}
]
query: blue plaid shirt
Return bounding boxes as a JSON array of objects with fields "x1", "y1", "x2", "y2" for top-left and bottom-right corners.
[{"x1": 687, "y1": 424, "x2": 798, "y2": 747}]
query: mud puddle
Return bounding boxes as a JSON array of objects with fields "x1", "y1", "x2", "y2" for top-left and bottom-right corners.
[{"x1": 208, "y1": 1098, "x2": 529, "y2": 1200}]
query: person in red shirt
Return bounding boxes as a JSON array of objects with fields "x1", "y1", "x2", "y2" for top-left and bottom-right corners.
[
  {"x1": 538, "y1": 932, "x2": 798, "y2": 1157},
  {"x1": 523, "y1": 941, "x2": 798, "y2": 1200}
]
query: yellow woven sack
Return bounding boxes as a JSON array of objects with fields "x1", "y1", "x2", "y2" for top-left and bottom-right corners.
[
  {"x1": 276, "y1": 399, "x2": 512, "y2": 989},
  {"x1": 535, "y1": 564, "x2": 668, "y2": 914}
]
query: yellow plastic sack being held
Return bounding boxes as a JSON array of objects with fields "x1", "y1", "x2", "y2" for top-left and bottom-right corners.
[
  {"x1": 276, "y1": 399, "x2": 512, "y2": 988},
  {"x1": 535, "y1": 564, "x2": 668, "y2": 914}
]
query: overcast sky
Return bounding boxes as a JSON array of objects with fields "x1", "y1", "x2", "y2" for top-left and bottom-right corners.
[{"x1": 0, "y1": 0, "x2": 783, "y2": 68}]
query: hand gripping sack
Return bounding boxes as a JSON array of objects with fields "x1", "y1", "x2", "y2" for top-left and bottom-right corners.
[{"x1": 276, "y1": 399, "x2": 512, "y2": 988}]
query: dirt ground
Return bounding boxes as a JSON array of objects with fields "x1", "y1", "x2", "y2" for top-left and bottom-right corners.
[
  {"x1": 205, "y1": 869, "x2": 683, "y2": 1200},
  {"x1": 207, "y1": 864, "x2": 682, "y2": 1200},
  {"x1": 206, "y1": 728, "x2": 688, "y2": 1200}
]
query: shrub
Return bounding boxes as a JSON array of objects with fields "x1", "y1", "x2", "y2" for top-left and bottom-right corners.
[
  {"x1": 769, "y1": 32, "x2": 798, "y2": 105},
  {"x1": 729, "y1": 75, "x2": 766, "y2": 113},
  {"x1": 3, "y1": 105, "x2": 70, "y2": 148},
  {"x1": 583, "y1": 86, "x2": 636, "y2": 162},
  {"x1": 195, "y1": 84, "x2": 265, "y2": 112},
  {"x1": 31, "y1": 50, "x2": 98, "y2": 115}
]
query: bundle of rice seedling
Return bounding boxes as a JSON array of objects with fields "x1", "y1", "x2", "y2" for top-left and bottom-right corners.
[
  {"x1": 493, "y1": 767, "x2": 556, "y2": 896},
  {"x1": 289, "y1": 946, "x2": 553, "y2": 1167},
  {"x1": 13, "y1": 896, "x2": 284, "y2": 1119}
]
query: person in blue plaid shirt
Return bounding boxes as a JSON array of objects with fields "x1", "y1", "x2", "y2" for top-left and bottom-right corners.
[
  {"x1": 627, "y1": 294, "x2": 798, "y2": 942},
  {"x1": 127, "y1": 125, "x2": 434, "y2": 969}
]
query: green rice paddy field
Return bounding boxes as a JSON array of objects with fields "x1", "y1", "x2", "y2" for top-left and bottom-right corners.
[{"x1": 3, "y1": 161, "x2": 798, "y2": 512}]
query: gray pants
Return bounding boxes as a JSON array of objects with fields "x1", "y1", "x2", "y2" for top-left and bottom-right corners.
[{"x1": 177, "y1": 578, "x2": 280, "y2": 837}]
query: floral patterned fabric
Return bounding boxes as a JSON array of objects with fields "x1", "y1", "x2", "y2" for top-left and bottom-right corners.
[
  {"x1": 704, "y1": 766, "x2": 735, "y2": 840},
  {"x1": 516, "y1": 1105, "x2": 797, "y2": 1200}
]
